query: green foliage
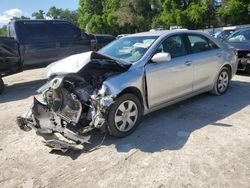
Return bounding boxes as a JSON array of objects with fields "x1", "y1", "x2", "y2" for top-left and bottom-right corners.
[
  {"x1": 0, "y1": 25, "x2": 7, "y2": 36},
  {"x1": 47, "y1": 7, "x2": 79, "y2": 26},
  {"x1": 11, "y1": 16, "x2": 30, "y2": 21},
  {"x1": 2, "y1": 1, "x2": 250, "y2": 37},
  {"x1": 77, "y1": 0, "x2": 250, "y2": 34},
  {"x1": 218, "y1": 0, "x2": 250, "y2": 25},
  {"x1": 32, "y1": 10, "x2": 45, "y2": 19}
]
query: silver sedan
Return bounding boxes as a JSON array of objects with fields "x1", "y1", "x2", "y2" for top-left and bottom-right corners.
[
  {"x1": 98, "y1": 30, "x2": 237, "y2": 136},
  {"x1": 17, "y1": 30, "x2": 238, "y2": 151}
]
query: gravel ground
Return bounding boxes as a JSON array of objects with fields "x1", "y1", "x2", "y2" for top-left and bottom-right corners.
[{"x1": 0, "y1": 68, "x2": 250, "y2": 188}]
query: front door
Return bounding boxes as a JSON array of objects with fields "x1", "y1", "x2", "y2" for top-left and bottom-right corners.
[{"x1": 145, "y1": 35, "x2": 193, "y2": 108}]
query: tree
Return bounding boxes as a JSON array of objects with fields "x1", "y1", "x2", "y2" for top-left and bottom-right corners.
[
  {"x1": 32, "y1": 10, "x2": 45, "y2": 19},
  {"x1": 218, "y1": 0, "x2": 250, "y2": 25},
  {"x1": 77, "y1": 0, "x2": 250, "y2": 34},
  {"x1": 0, "y1": 25, "x2": 7, "y2": 36},
  {"x1": 46, "y1": 6, "x2": 62, "y2": 19},
  {"x1": 187, "y1": 2, "x2": 207, "y2": 29},
  {"x1": 47, "y1": 6, "x2": 79, "y2": 26},
  {"x1": 11, "y1": 16, "x2": 30, "y2": 21},
  {"x1": 78, "y1": 0, "x2": 104, "y2": 31}
]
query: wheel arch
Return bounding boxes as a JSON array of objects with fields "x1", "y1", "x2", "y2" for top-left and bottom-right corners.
[
  {"x1": 118, "y1": 87, "x2": 144, "y2": 113},
  {"x1": 223, "y1": 64, "x2": 233, "y2": 80}
]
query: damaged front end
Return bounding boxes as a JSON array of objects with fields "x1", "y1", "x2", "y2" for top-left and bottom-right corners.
[
  {"x1": 237, "y1": 50, "x2": 250, "y2": 72},
  {"x1": 17, "y1": 52, "x2": 130, "y2": 152}
]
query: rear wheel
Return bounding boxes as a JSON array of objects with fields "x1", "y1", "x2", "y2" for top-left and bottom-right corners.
[
  {"x1": 210, "y1": 67, "x2": 230, "y2": 95},
  {"x1": 0, "y1": 78, "x2": 4, "y2": 94},
  {"x1": 107, "y1": 93, "x2": 142, "y2": 137}
]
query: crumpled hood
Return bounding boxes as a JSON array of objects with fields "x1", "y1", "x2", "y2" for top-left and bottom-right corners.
[{"x1": 44, "y1": 51, "x2": 124, "y2": 78}]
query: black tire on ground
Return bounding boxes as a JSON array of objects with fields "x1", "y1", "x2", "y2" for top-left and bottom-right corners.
[
  {"x1": 245, "y1": 64, "x2": 250, "y2": 74},
  {"x1": 107, "y1": 93, "x2": 142, "y2": 138},
  {"x1": 210, "y1": 67, "x2": 230, "y2": 96},
  {"x1": 0, "y1": 78, "x2": 4, "y2": 94}
]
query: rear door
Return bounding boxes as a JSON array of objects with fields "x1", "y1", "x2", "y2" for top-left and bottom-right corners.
[
  {"x1": 51, "y1": 22, "x2": 91, "y2": 60},
  {"x1": 19, "y1": 21, "x2": 57, "y2": 65},
  {"x1": 185, "y1": 34, "x2": 222, "y2": 91}
]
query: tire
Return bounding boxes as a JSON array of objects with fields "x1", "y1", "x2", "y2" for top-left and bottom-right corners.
[
  {"x1": 210, "y1": 67, "x2": 230, "y2": 96},
  {"x1": 245, "y1": 64, "x2": 250, "y2": 74},
  {"x1": 107, "y1": 93, "x2": 142, "y2": 137},
  {"x1": 0, "y1": 78, "x2": 4, "y2": 94}
]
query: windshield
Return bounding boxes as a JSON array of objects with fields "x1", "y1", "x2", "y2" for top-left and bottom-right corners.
[
  {"x1": 217, "y1": 30, "x2": 235, "y2": 40},
  {"x1": 226, "y1": 29, "x2": 250, "y2": 43},
  {"x1": 99, "y1": 36, "x2": 158, "y2": 63}
]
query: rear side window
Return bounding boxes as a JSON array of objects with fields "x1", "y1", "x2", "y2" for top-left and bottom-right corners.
[
  {"x1": 188, "y1": 35, "x2": 218, "y2": 53},
  {"x1": 52, "y1": 23, "x2": 81, "y2": 40},
  {"x1": 21, "y1": 22, "x2": 49, "y2": 43}
]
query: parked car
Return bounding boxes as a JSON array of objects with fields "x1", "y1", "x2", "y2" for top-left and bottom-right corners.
[
  {"x1": 0, "y1": 37, "x2": 22, "y2": 94},
  {"x1": 94, "y1": 34, "x2": 116, "y2": 49},
  {"x1": 224, "y1": 27, "x2": 250, "y2": 73},
  {"x1": 17, "y1": 30, "x2": 237, "y2": 151},
  {"x1": 215, "y1": 26, "x2": 237, "y2": 41},
  {"x1": 6, "y1": 20, "x2": 115, "y2": 67}
]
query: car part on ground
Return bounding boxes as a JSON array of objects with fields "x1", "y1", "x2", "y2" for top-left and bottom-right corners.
[{"x1": 17, "y1": 30, "x2": 237, "y2": 152}]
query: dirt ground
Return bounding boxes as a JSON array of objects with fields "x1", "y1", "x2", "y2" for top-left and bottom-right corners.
[{"x1": 0, "y1": 68, "x2": 250, "y2": 188}]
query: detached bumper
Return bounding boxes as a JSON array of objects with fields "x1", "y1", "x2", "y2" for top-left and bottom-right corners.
[{"x1": 16, "y1": 98, "x2": 90, "y2": 152}]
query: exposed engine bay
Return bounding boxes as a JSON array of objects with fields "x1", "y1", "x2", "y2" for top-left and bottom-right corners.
[
  {"x1": 237, "y1": 50, "x2": 250, "y2": 72},
  {"x1": 17, "y1": 52, "x2": 130, "y2": 152}
]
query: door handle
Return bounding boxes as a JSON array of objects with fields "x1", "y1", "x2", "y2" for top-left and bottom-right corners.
[{"x1": 185, "y1": 61, "x2": 192, "y2": 66}]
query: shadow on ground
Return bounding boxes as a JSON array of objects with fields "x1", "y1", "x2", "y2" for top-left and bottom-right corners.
[
  {"x1": 52, "y1": 79, "x2": 250, "y2": 159},
  {"x1": 0, "y1": 79, "x2": 46, "y2": 103}
]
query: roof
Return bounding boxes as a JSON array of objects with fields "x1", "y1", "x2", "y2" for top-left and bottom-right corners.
[
  {"x1": 9, "y1": 19, "x2": 70, "y2": 24},
  {"x1": 94, "y1": 34, "x2": 115, "y2": 37},
  {"x1": 223, "y1": 26, "x2": 237, "y2": 30},
  {"x1": 128, "y1": 29, "x2": 206, "y2": 37}
]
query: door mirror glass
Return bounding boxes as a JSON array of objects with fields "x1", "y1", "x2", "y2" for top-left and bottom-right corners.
[{"x1": 151, "y1": 52, "x2": 171, "y2": 63}]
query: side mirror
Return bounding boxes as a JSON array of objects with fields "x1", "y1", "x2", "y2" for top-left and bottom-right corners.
[{"x1": 151, "y1": 52, "x2": 171, "y2": 63}]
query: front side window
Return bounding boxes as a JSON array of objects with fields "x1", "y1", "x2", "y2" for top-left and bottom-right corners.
[
  {"x1": 99, "y1": 36, "x2": 158, "y2": 63},
  {"x1": 188, "y1": 35, "x2": 217, "y2": 53},
  {"x1": 155, "y1": 35, "x2": 187, "y2": 58}
]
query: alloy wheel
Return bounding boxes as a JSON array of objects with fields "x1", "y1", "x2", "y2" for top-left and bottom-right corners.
[{"x1": 218, "y1": 70, "x2": 229, "y2": 93}]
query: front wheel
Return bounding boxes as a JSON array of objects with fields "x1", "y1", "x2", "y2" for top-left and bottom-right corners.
[
  {"x1": 0, "y1": 78, "x2": 4, "y2": 94},
  {"x1": 107, "y1": 93, "x2": 142, "y2": 137},
  {"x1": 210, "y1": 67, "x2": 230, "y2": 95}
]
